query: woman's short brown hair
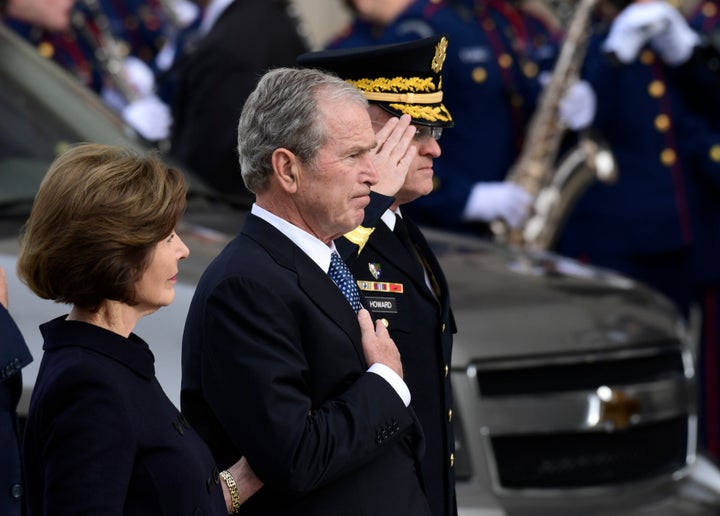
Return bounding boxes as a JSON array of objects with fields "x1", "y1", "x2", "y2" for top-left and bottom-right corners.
[{"x1": 17, "y1": 143, "x2": 188, "y2": 311}]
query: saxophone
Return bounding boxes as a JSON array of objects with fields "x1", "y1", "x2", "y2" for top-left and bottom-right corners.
[{"x1": 491, "y1": 0, "x2": 617, "y2": 251}]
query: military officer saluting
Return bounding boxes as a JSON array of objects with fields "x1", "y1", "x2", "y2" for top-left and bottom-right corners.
[{"x1": 299, "y1": 35, "x2": 458, "y2": 516}]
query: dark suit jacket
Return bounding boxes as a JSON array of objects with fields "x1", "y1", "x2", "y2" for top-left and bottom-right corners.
[
  {"x1": 168, "y1": 0, "x2": 308, "y2": 204},
  {"x1": 337, "y1": 199, "x2": 458, "y2": 516},
  {"x1": 0, "y1": 306, "x2": 32, "y2": 516},
  {"x1": 181, "y1": 213, "x2": 432, "y2": 515},
  {"x1": 23, "y1": 317, "x2": 226, "y2": 515}
]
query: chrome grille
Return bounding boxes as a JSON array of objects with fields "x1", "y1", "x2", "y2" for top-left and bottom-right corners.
[
  {"x1": 471, "y1": 342, "x2": 694, "y2": 490},
  {"x1": 491, "y1": 417, "x2": 688, "y2": 488}
]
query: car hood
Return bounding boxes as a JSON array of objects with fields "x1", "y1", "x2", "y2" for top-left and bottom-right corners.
[{"x1": 422, "y1": 227, "x2": 685, "y2": 366}]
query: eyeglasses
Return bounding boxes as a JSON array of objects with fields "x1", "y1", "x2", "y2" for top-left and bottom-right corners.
[
  {"x1": 371, "y1": 119, "x2": 443, "y2": 141},
  {"x1": 413, "y1": 125, "x2": 443, "y2": 141}
]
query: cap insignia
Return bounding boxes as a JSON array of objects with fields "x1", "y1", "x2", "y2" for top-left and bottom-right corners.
[{"x1": 432, "y1": 36, "x2": 448, "y2": 73}]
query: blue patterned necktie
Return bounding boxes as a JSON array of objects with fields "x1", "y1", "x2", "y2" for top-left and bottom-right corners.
[{"x1": 328, "y1": 252, "x2": 363, "y2": 313}]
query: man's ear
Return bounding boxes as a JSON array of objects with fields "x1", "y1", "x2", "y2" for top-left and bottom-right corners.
[{"x1": 271, "y1": 148, "x2": 299, "y2": 193}]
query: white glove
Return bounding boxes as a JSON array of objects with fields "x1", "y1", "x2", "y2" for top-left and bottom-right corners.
[
  {"x1": 121, "y1": 56, "x2": 157, "y2": 98},
  {"x1": 559, "y1": 80, "x2": 596, "y2": 130},
  {"x1": 167, "y1": 0, "x2": 200, "y2": 27},
  {"x1": 538, "y1": 72, "x2": 596, "y2": 131},
  {"x1": 650, "y1": 3, "x2": 700, "y2": 65},
  {"x1": 122, "y1": 94, "x2": 172, "y2": 141},
  {"x1": 602, "y1": 1, "x2": 670, "y2": 63},
  {"x1": 462, "y1": 182, "x2": 533, "y2": 229}
]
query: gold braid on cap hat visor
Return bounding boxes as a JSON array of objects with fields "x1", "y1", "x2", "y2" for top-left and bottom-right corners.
[
  {"x1": 390, "y1": 103, "x2": 453, "y2": 123},
  {"x1": 347, "y1": 76, "x2": 442, "y2": 104},
  {"x1": 363, "y1": 90, "x2": 443, "y2": 104}
]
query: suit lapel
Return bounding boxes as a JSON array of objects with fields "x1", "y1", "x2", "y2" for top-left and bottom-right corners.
[
  {"x1": 404, "y1": 218, "x2": 448, "y2": 301},
  {"x1": 242, "y1": 215, "x2": 366, "y2": 364},
  {"x1": 368, "y1": 223, "x2": 438, "y2": 302}
]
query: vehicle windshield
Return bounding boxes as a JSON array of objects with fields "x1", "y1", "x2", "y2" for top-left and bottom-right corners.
[{"x1": 0, "y1": 25, "x2": 145, "y2": 232}]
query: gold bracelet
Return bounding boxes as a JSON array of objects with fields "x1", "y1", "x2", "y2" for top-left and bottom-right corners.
[{"x1": 219, "y1": 469, "x2": 241, "y2": 514}]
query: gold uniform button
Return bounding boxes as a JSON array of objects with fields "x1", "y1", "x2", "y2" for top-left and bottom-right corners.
[
  {"x1": 124, "y1": 15, "x2": 140, "y2": 31},
  {"x1": 472, "y1": 67, "x2": 487, "y2": 83},
  {"x1": 444, "y1": 364, "x2": 449, "y2": 377},
  {"x1": 648, "y1": 80, "x2": 665, "y2": 98},
  {"x1": 654, "y1": 114, "x2": 671, "y2": 132},
  {"x1": 703, "y1": 2, "x2": 717, "y2": 17},
  {"x1": 448, "y1": 409, "x2": 453, "y2": 422},
  {"x1": 661, "y1": 148, "x2": 677, "y2": 166},
  {"x1": 710, "y1": 144, "x2": 720, "y2": 162},
  {"x1": 523, "y1": 61, "x2": 538, "y2": 78},
  {"x1": 450, "y1": 453, "x2": 455, "y2": 468},
  {"x1": 510, "y1": 93, "x2": 524, "y2": 108},
  {"x1": 639, "y1": 50, "x2": 655, "y2": 65},
  {"x1": 379, "y1": 318, "x2": 389, "y2": 328},
  {"x1": 498, "y1": 53, "x2": 513, "y2": 69},
  {"x1": 442, "y1": 323, "x2": 446, "y2": 332},
  {"x1": 37, "y1": 41, "x2": 55, "y2": 59}
]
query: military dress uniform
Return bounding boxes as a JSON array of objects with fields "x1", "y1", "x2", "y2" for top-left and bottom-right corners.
[
  {"x1": 328, "y1": 0, "x2": 560, "y2": 234},
  {"x1": 5, "y1": 0, "x2": 170, "y2": 99},
  {"x1": 557, "y1": 13, "x2": 720, "y2": 464},
  {"x1": 558, "y1": 25, "x2": 703, "y2": 314},
  {"x1": 299, "y1": 35, "x2": 458, "y2": 516},
  {"x1": 341, "y1": 203, "x2": 457, "y2": 516},
  {"x1": 5, "y1": 15, "x2": 106, "y2": 94},
  {"x1": 98, "y1": 0, "x2": 168, "y2": 68}
]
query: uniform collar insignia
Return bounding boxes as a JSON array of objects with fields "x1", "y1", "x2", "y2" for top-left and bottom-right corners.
[{"x1": 369, "y1": 263, "x2": 381, "y2": 280}]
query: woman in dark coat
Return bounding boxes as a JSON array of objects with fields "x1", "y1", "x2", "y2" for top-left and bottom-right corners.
[
  {"x1": 0, "y1": 267, "x2": 33, "y2": 516},
  {"x1": 18, "y1": 143, "x2": 261, "y2": 514}
]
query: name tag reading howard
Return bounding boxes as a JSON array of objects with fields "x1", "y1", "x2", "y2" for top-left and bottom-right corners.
[{"x1": 365, "y1": 297, "x2": 398, "y2": 314}]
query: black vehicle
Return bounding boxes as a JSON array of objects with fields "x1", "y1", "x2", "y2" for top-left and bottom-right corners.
[{"x1": 2, "y1": 23, "x2": 719, "y2": 515}]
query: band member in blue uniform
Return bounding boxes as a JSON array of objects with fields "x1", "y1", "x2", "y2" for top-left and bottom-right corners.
[
  {"x1": 4, "y1": 0, "x2": 174, "y2": 142},
  {"x1": 299, "y1": 34, "x2": 458, "y2": 516},
  {"x1": 98, "y1": 0, "x2": 168, "y2": 66},
  {"x1": 328, "y1": 0, "x2": 595, "y2": 236},
  {"x1": 559, "y1": 0, "x2": 697, "y2": 318},
  {"x1": 558, "y1": 0, "x2": 720, "y2": 459}
]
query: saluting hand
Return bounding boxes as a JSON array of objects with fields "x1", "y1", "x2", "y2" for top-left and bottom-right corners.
[
  {"x1": 370, "y1": 114, "x2": 417, "y2": 198},
  {"x1": 357, "y1": 308, "x2": 403, "y2": 379}
]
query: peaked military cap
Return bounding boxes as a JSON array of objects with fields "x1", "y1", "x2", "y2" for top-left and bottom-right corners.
[{"x1": 297, "y1": 34, "x2": 453, "y2": 128}]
